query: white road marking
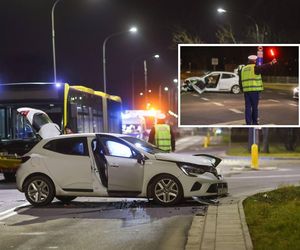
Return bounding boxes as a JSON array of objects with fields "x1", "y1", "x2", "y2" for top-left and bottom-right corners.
[
  {"x1": 213, "y1": 102, "x2": 224, "y2": 106},
  {"x1": 227, "y1": 174, "x2": 300, "y2": 180},
  {"x1": 192, "y1": 94, "x2": 199, "y2": 97},
  {"x1": 214, "y1": 119, "x2": 245, "y2": 125},
  {"x1": 19, "y1": 232, "x2": 46, "y2": 236},
  {"x1": 201, "y1": 97, "x2": 210, "y2": 101},
  {"x1": 229, "y1": 108, "x2": 243, "y2": 114},
  {"x1": 0, "y1": 203, "x2": 30, "y2": 221},
  {"x1": 289, "y1": 103, "x2": 298, "y2": 107},
  {"x1": 268, "y1": 99, "x2": 280, "y2": 103},
  {"x1": 279, "y1": 92, "x2": 288, "y2": 95}
]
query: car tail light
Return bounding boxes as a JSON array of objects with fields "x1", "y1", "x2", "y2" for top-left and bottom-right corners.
[{"x1": 21, "y1": 156, "x2": 31, "y2": 163}]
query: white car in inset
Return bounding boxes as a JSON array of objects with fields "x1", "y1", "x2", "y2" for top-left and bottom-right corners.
[
  {"x1": 184, "y1": 71, "x2": 241, "y2": 94},
  {"x1": 16, "y1": 133, "x2": 227, "y2": 206}
]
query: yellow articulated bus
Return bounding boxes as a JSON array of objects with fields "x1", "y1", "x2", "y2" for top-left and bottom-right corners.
[{"x1": 0, "y1": 82, "x2": 122, "y2": 181}]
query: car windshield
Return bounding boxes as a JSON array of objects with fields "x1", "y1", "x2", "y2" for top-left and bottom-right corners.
[{"x1": 120, "y1": 136, "x2": 165, "y2": 154}]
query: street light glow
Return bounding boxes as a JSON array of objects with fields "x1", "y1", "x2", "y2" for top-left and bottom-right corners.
[
  {"x1": 164, "y1": 87, "x2": 169, "y2": 91},
  {"x1": 217, "y1": 8, "x2": 227, "y2": 13},
  {"x1": 129, "y1": 26, "x2": 138, "y2": 33},
  {"x1": 139, "y1": 92, "x2": 143, "y2": 96},
  {"x1": 173, "y1": 79, "x2": 178, "y2": 83},
  {"x1": 154, "y1": 54, "x2": 160, "y2": 58},
  {"x1": 148, "y1": 89, "x2": 152, "y2": 93}
]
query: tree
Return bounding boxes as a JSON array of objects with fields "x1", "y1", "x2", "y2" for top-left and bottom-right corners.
[
  {"x1": 216, "y1": 25, "x2": 237, "y2": 43},
  {"x1": 172, "y1": 29, "x2": 203, "y2": 45}
]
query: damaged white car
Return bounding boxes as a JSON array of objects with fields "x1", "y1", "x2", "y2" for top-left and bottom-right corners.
[
  {"x1": 183, "y1": 71, "x2": 241, "y2": 94},
  {"x1": 16, "y1": 133, "x2": 228, "y2": 206}
]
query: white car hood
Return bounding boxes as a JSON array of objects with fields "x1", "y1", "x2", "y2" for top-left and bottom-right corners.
[{"x1": 154, "y1": 153, "x2": 220, "y2": 167}]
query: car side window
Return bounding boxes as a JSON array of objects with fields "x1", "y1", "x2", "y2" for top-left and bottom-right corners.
[
  {"x1": 98, "y1": 136, "x2": 137, "y2": 158},
  {"x1": 221, "y1": 73, "x2": 235, "y2": 79},
  {"x1": 205, "y1": 74, "x2": 220, "y2": 84},
  {"x1": 43, "y1": 137, "x2": 89, "y2": 156},
  {"x1": 106, "y1": 140, "x2": 133, "y2": 158}
]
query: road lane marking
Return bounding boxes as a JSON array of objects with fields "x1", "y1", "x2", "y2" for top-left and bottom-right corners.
[
  {"x1": 268, "y1": 99, "x2": 280, "y2": 103},
  {"x1": 0, "y1": 203, "x2": 30, "y2": 221},
  {"x1": 227, "y1": 174, "x2": 300, "y2": 180},
  {"x1": 214, "y1": 119, "x2": 245, "y2": 125},
  {"x1": 192, "y1": 94, "x2": 200, "y2": 97},
  {"x1": 213, "y1": 102, "x2": 224, "y2": 106},
  {"x1": 279, "y1": 92, "x2": 288, "y2": 95},
  {"x1": 288, "y1": 103, "x2": 298, "y2": 107},
  {"x1": 201, "y1": 97, "x2": 210, "y2": 101},
  {"x1": 229, "y1": 108, "x2": 243, "y2": 114},
  {"x1": 19, "y1": 232, "x2": 46, "y2": 236}
]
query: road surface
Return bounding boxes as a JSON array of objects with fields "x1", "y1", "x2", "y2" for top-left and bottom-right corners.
[{"x1": 180, "y1": 88, "x2": 298, "y2": 125}]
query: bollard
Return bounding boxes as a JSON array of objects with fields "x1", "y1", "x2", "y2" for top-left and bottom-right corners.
[
  {"x1": 207, "y1": 133, "x2": 211, "y2": 145},
  {"x1": 203, "y1": 137, "x2": 208, "y2": 148},
  {"x1": 251, "y1": 143, "x2": 259, "y2": 169}
]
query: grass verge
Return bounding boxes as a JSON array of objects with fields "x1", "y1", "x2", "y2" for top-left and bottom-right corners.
[{"x1": 244, "y1": 186, "x2": 300, "y2": 250}]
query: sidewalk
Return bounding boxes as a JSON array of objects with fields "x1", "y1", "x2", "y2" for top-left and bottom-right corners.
[{"x1": 185, "y1": 198, "x2": 252, "y2": 250}]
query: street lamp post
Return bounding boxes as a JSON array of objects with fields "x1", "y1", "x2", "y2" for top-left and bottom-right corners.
[
  {"x1": 131, "y1": 54, "x2": 159, "y2": 109},
  {"x1": 217, "y1": 8, "x2": 260, "y2": 42},
  {"x1": 102, "y1": 26, "x2": 137, "y2": 94},
  {"x1": 51, "y1": 0, "x2": 63, "y2": 84}
]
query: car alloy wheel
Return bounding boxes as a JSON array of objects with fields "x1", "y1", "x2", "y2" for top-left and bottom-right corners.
[
  {"x1": 24, "y1": 175, "x2": 55, "y2": 207},
  {"x1": 231, "y1": 85, "x2": 240, "y2": 94},
  {"x1": 151, "y1": 174, "x2": 183, "y2": 206}
]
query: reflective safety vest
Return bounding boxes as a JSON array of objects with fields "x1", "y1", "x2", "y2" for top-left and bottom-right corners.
[
  {"x1": 241, "y1": 64, "x2": 263, "y2": 92},
  {"x1": 154, "y1": 124, "x2": 172, "y2": 152}
]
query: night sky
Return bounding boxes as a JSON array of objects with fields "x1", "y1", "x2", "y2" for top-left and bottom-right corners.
[{"x1": 0, "y1": 0, "x2": 300, "y2": 109}]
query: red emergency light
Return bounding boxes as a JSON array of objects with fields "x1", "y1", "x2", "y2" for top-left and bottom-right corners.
[{"x1": 269, "y1": 48, "x2": 277, "y2": 58}]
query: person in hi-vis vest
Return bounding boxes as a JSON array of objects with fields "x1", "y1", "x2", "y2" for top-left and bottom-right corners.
[
  {"x1": 239, "y1": 55, "x2": 277, "y2": 125},
  {"x1": 148, "y1": 114, "x2": 175, "y2": 152}
]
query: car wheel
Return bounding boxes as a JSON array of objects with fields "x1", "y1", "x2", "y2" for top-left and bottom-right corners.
[
  {"x1": 150, "y1": 174, "x2": 183, "y2": 206},
  {"x1": 56, "y1": 196, "x2": 77, "y2": 203},
  {"x1": 24, "y1": 175, "x2": 55, "y2": 207},
  {"x1": 231, "y1": 85, "x2": 240, "y2": 94}
]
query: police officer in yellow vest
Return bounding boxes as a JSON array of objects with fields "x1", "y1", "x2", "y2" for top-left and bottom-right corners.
[
  {"x1": 240, "y1": 55, "x2": 277, "y2": 125},
  {"x1": 148, "y1": 114, "x2": 175, "y2": 152}
]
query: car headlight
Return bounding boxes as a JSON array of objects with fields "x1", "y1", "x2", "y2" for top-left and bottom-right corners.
[{"x1": 177, "y1": 163, "x2": 218, "y2": 177}]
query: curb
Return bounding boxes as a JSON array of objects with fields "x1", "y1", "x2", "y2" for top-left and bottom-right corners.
[{"x1": 238, "y1": 198, "x2": 253, "y2": 250}]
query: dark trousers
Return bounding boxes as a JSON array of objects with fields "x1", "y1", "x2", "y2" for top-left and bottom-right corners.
[{"x1": 244, "y1": 92, "x2": 260, "y2": 125}]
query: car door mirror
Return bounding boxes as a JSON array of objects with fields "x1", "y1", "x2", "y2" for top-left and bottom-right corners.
[{"x1": 137, "y1": 153, "x2": 145, "y2": 165}]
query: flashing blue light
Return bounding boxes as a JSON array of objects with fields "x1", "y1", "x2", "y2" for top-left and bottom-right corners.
[{"x1": 55, "y1": 82, "x2": 62, "y2": 88}]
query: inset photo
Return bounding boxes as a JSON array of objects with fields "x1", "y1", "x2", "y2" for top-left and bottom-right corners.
[{"x1": 179, "y1": 45, "x2": 299, "y2": 126}]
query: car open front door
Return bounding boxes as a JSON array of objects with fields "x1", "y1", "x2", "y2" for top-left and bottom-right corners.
[{"x1": 96, "y1": 135, "x2": 144, "y2": 194}]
